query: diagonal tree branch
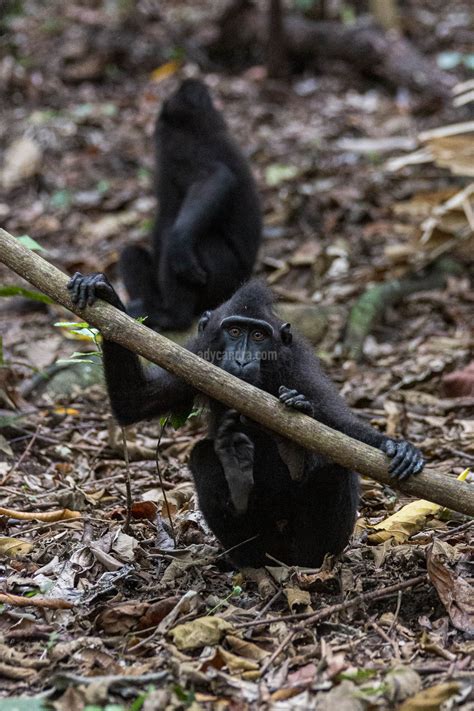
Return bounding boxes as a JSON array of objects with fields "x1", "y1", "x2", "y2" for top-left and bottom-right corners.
[{"x1": 0, "y1": 228, "x2": 473, "y2": 516}]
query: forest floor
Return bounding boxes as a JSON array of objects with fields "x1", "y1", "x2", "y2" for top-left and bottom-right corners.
[{"x1": 0, "y1": 1, "x2": 473, "y2": 709}]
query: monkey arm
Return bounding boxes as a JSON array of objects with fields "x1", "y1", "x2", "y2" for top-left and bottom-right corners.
[
  {"x1": 285, "y1": 350, "x2": 423, "y2": 480},
  {"x1": 102, "y1": 340, "x2": 195, "y2": 427},
  {"x1": 173, "y1": 162, "x2": 237, "y2": 241},
  {"x1": 167, "y1": 163, "x2": 237, "y2": 285},
  {"x1": 67, "y1": 272, "x2": 196, "y2": 426}
]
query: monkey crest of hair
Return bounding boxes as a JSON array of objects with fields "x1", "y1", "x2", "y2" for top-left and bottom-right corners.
[
  {"x1": 119, "y1": 77, "x2": 262, "y2": 332},
  {"x1": 67, "y1": 274, "x2": 425, "y2": 569}
]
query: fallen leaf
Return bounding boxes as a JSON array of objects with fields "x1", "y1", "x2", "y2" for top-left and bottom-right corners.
[
  {"x1": 385, "y1": 666, "x2": 422, "y2": 703},
  {"x1": 426, "y1": 539, "x2": 474, "y2": 634},
  {"x1": 150, "y1": 59, "x2": 181, "y2": 82},
  {"x1": 169, "y1": 616, "x2": 233, "y2": 651},
  {"x1": 131, "y1": 501, "x2": 158, "y2": 521},
  {"x1": 399, "y1": 682, "x2": 460, "y2": 711},
  {"x1": 226, "y1": 635, "x2": 269, "y2": 662},
  {"x1": 218, "y1": 647, "x2": 259, "y2": 672},
  {"x1": 284, "y1": 586, "x2": 312, "y2": 613},
  {"x1": 0, "y1": 537, "x2": 33, "y2": 557},
  {"x1": 366, "y1": 469, "x2": 470, "y2": 543},
  {"x1": 0, "y1": 507, "x2": 81, "y2": 522}
]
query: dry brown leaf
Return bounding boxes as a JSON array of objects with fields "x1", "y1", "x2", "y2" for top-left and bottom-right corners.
[
  {"x1": 366, "y1": 470, "x2": 470, "y2": 544},
  {"x1": 0, "y1": 537, "x2": 33, "y2": 557},
  {"x1": 399, "y1": 682, "x2": 460, "y2": 711},
  {"x1": 0, "y1": 506, "x2": 81, "y2": 522},
  {"x1": 426, "y1": 540, "x2": 474, "y2": 634},
  {"x1": 284, "y1": 586, "x2": 313, "y2": 613},
  {"x1": 385, "y1": 666, "x2": 422, "y2": 703},
  {"x1": 366, "y1": 500, "x2": 441, "y2": 544},
  {"x1": 226, "y1": 634, "x2": 269, "y2": 662},
  {"x1": 97, "y1": 601, "x2": 151, "y2": 634},
  {"x1": 169, "y1": 616, "x2": 233, "y2": 651},
  {"x1": 218, "y1": 646, "x2": 260, "y2": 672}
]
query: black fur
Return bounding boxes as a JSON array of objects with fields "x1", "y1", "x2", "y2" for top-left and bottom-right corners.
[
  {"x1": 67, "y1": 274, "x2": 424, "y2": 568},
  {"x1": 119, "y1": 78, "x2": 262, "y2": 331}
]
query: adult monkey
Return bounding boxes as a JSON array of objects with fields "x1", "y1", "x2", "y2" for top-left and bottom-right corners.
[
  {"x1": 120, "y1": 78, "x2": 262, "y2": 331},
  {"x1": 68, "y1": 274, "x2": 424, "y2": 568}
]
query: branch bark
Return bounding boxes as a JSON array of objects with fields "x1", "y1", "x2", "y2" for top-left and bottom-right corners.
[{"x1": 1, "y1": 228, "x2": 473, "y2": 516}]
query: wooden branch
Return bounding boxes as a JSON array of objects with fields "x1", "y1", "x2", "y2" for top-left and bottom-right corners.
[{"x1": 1, "y1": 228, "x2": 473, "y2": 516}]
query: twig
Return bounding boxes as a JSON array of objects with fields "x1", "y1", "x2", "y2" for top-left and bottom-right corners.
[
  {"x1": 121, "y1": 427, "x2": 133, "y2": 534},
  {"x1": 155, "y1": 417, "x2": 176, "y2": 546},
  {"x1": 2, "y1": 423, "x2": 41, "y2": 485},
  {"x1": 216, "y1": 534, "x2": 260, "y2": 559},
  {"x1": 0, "y1": 593, "x2": 74, "y2": 609},
  {"x1": 257, "y1": 574, "x2": 426, "y2": 676}
]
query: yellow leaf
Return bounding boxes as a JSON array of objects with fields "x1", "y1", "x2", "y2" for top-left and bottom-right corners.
[
  {"x1": 150, "y1": 60, "x2": 181, "y2": 82},
  {"x1": 367, "y1": 469, "x2": 470, "y2": 544},
  {"x1": 218, "y1": 646, "x2": 260, "y2": 672},
  {"x1": 0, "y1": 507, "x2": 81, "y2": 522},
  {"x1": 367, "y1": 499, "x2": 440, "y2": 544},
  {"x1": 169, "y1": 616, "x2": 232, "y2": 651},
  {"x1": 399, "y1": 681, "x2": 460, "y2": 710},
  {"x1": 53, "y1": 407, "x2": 80, "y2": 416},
  {"x1": 0, "y1": 537, "x2": 33, "y2": 557}
]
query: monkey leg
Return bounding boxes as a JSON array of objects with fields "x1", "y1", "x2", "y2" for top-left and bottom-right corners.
[
  {"x1": 190, "y1": 440, "x2": 266, "y2": 567},
  {"x1": 214, "y1": 410, "x2": 255, "y2": 515}
]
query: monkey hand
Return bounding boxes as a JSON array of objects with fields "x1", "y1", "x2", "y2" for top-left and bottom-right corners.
[
  {"x1": 381, "y1": 439, "x2": 424, "y2": 480},
  {"x1": 67, "y1": 272, "x2": 126, "y2": 312},
  {"x1": 168, "y1": 237, "x2": 207, "y2": 286},
  {"x1": 279, "y1": 386, "x2": 314, "y2": 416},
  {"x1": 215, "y1": 410, "x2": 255, "y2": 515}
]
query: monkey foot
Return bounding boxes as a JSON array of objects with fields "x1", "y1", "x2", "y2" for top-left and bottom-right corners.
[
  {"x1": 67, "y1": 272, "x2": 125, "y2": 311},
  {"x1": 278, "y1": 386, "x2": 314, "y2": 416}
]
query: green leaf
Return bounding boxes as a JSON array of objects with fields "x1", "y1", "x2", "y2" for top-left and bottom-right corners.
[
  {"x1": 0, "y1": 285, "x2": 53, "y2": 304},
  {"x1": 54, "y1": 321, "x2": 90, "y2": 329},
  {"x1": 17, "y1": 235, "x2": 47, "y2": 252},
  {"x1": 265, "y1": 163, "x2": 299, "y2": 187}
]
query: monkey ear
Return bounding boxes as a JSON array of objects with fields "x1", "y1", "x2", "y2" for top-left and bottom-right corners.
[
  {"x1": 280, "y1": 322, "x2": 292, "y2": 345},
  {"x1": 198, "y1": 310, "x2": 212, "y2": 332}
]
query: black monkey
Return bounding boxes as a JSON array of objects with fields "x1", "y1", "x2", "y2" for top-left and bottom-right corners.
[
  {"x1": 119, "y1": 78, "x2": 262, "y2": 331},
  {"x1": 68, "y1": 273, "x2": 424, "y2": 568}
]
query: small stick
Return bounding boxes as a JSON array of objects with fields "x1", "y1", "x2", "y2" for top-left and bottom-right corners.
[
  {"x1": 155, "y1": 417, "x2": 176, "y2": 546},
  {"x1": 0, "y1": 593, "x2": 74, "y2": 609}
]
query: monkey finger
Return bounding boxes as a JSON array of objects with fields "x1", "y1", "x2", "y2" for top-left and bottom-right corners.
[
  {"x1": 279, "y1": 388, "x2": 299, "y2": 402},
  {"x1": 292, "y1": 399, "x2": 313, "y2": 415},
  {"x1": 77, "y1": 280, "x2": 91, "y2": 310},
  {"x1": 387, "y1": 441, "x2": 410, "y2": 473},
  {"x1": 382, "y1": 439, "x2": 397, "y2": 458},
  {"x1": 397, "y1": 452, "x2": 424, "y2": 480},
  {"x1": 67, "y1": 272, "x2": 81, "y2": 292},
  {"x1": 390, "y1": 449, "x2": 416, "y2": 478}
]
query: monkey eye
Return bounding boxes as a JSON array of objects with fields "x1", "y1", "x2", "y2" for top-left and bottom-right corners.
[
  {"x1": 252, "y1": 330, "x2": 266, "y2": 342},
  {"x1": 228, "y1": 327, "x2": 241, "y2": 338}
]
